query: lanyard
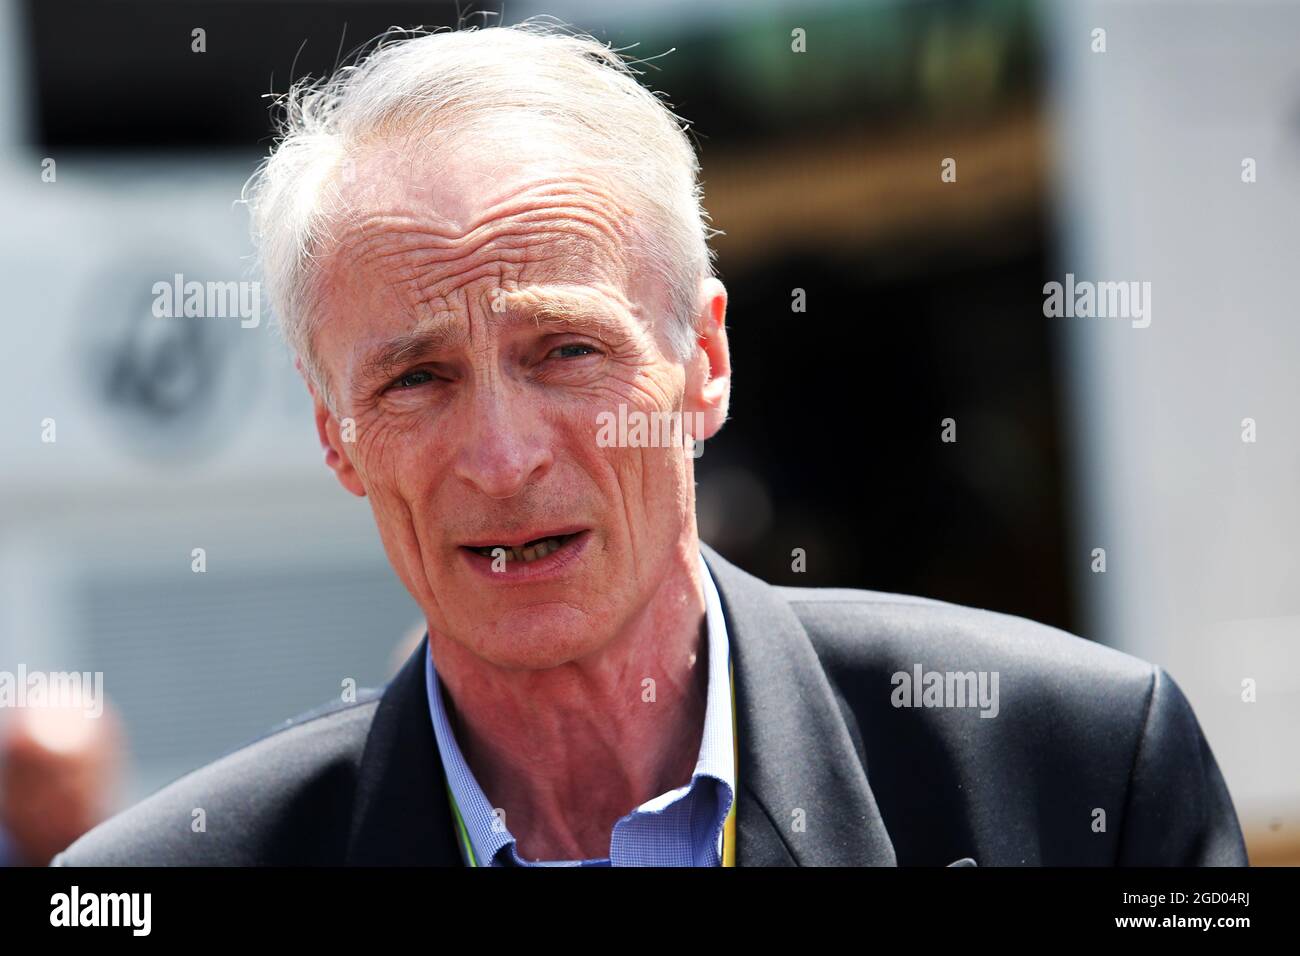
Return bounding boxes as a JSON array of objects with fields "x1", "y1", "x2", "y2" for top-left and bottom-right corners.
[{"x1": 445, "y1": 656, "x2": 738, "y2": 867}]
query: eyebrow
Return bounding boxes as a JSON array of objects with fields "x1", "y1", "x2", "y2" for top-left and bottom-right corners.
[{"x1": 354, "y1": 286, "x2": 636, "y2": 385}]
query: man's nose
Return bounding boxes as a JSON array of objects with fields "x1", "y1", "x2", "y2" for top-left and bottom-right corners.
[{"x1": 452, "y1": 389, "x2": 553, "y2": 499}]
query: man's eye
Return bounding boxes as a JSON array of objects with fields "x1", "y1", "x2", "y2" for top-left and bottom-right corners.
[
  {"x1": 549, "y1": 343, "x2": 599, "y2": 360},
  {"x1": 391, "y1": 370, "x2": 435, "y2": 390}
]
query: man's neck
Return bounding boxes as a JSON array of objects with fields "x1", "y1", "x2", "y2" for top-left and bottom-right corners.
[{"x1": 429, "y1": 540, "x2": 710, "y2": 862}]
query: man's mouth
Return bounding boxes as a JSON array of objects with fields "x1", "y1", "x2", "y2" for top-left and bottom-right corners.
[{"x1": 461, "y1": 531, "x2": 584, "y2": 565}]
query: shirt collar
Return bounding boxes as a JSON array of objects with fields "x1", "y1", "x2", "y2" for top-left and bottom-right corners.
[{"x1": 424, "y1": 548, "x2": 735, "y2": 866}]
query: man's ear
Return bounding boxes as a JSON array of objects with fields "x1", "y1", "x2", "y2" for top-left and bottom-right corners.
[
  {"x1": 299, "y1": 359, "x2": 366, "y2": 498},
  {"x1": 684, "y1": 277, "x2": 731, "y2": 442}
]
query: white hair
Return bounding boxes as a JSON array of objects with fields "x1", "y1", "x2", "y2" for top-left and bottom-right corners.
[{"x1": 241, "y1": 18, "x2": 720, "y2": 409}]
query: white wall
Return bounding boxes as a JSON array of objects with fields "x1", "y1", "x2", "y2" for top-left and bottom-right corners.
[{"x1": 1045, "y1": 0, "x2": 1300, "y2": 828}]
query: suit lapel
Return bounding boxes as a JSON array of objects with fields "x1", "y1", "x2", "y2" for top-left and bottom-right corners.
[
  {"x1": 345, "y1": 635, "x2": 461, "y2": 865},
  {"x1": 701, "y1": 542, "x2": 898, "y2": 866}
]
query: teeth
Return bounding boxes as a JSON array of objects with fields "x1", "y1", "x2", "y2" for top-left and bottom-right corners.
[{"x1": 476, "y1": 536, "x2": 565, "y2": 563}]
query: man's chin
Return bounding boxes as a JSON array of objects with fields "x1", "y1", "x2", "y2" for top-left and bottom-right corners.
[{"x1": 461, "y1": 602, "x2": 608, "y2": 670}]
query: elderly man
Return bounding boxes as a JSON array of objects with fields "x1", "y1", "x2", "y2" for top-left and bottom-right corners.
[{"x1": 55, "y1": 22, "x2": 1245, "y2": 867}]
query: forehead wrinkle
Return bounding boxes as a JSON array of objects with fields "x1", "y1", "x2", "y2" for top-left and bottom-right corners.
[
  {"x1": 329, "y1": 212, "x2": 631, "y2": 332},
  {"x1": 500, "y1": 284, "x2": 643, "y2": 338},
  {"x1": 330, "y1": 219, "x2": 607, "y2": 330},
  {"x1": 466, "y1": 179, "x2": 636, "y2": 253},
  {"x1": 348, "y1": 211, "x2": 628, "y2": 283},
  {"x1": 331, "y1": 167, "x2": 636, "y2": 281},
  {"x1": 356, "y1": 221, "x2": 631, "y2": 334}
]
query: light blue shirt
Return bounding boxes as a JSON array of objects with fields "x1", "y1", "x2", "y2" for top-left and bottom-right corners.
[{"x1": 424, "y1": 550, "x2": 736, "y2": 866}]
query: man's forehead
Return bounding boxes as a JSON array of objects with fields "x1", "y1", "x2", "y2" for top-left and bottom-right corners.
[
  {"x1": 316, "y1": 217, "x2": 638, "y2": 348},
  {"x1": 321, "y1": 154, "x2": 640, "y2": 305},
  {"x1": 335, "y1": 123, "x2": 635, "y2": 236},
  {"x1": 395, "y1": 282, "x2": 641, "y2": 340}
]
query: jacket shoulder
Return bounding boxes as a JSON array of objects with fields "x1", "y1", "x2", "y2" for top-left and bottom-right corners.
[
  {"x1": 53, "y1": 693, "x2": 382, "y2": 866},
  {"x1": 774, "y1": 583, "x2": 1247, "y2": 864},
  {"x1": 777, "y1": 583, "x2": 1155, "y2": 690}
]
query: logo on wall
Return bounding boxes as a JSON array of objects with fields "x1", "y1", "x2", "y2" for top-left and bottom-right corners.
[{"x1": 84, "y1": 255, "x2": 260, "y2": 463}]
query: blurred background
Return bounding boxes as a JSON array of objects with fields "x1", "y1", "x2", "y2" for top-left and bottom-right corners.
[{"x1": 0, "y1": 0, "x2": 1295, "y2": 864}]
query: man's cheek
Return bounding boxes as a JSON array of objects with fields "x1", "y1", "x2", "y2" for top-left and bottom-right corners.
[{"x1": 350, "y1": 421, "x2": 409, "y2": 487}]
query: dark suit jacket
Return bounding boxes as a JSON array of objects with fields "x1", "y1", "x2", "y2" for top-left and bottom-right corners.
[{"x1": 53, "y1": 543, "x2": 1248, "y2": 866}]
